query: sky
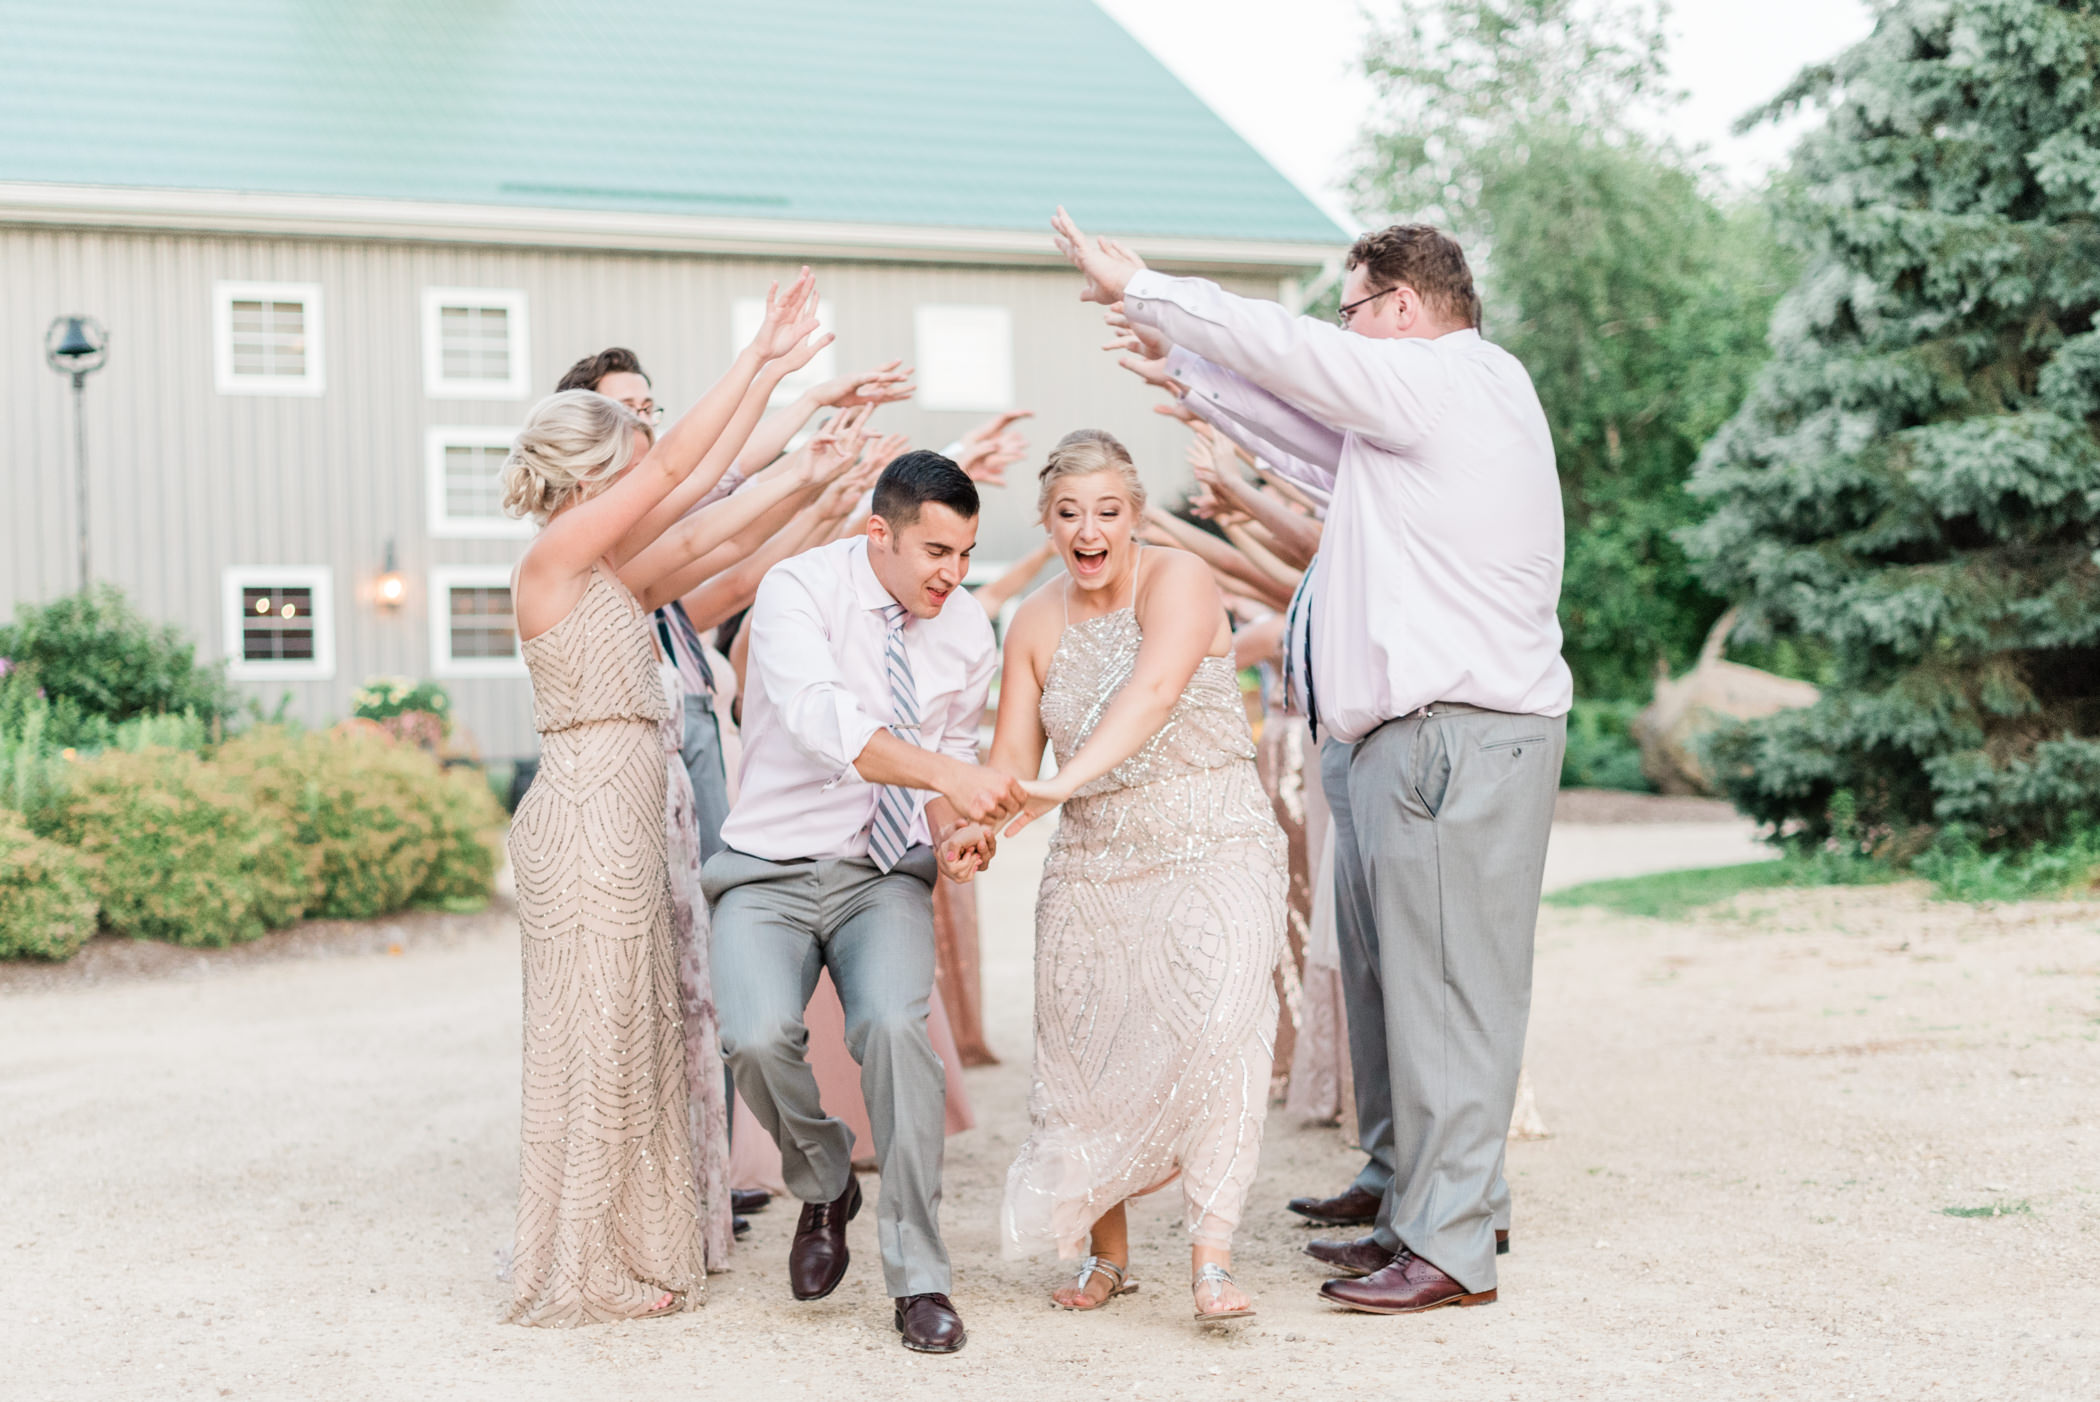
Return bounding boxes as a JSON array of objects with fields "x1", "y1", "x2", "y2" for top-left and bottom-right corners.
[{"x1": 1094, "y1": 0, "x2": 1880, "y2": 232}]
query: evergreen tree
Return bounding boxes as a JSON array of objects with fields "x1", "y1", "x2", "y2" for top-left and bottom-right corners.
[{"x1": 1685, "y1": 0, "x2": 2100, "y2": 848}]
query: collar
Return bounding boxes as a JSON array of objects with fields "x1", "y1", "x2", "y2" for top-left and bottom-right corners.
[{"x1": 845, "y1": 537, "x2": 905, "y2": 616}]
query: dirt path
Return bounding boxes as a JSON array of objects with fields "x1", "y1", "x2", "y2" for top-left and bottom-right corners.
[{"x1": 2, "y1": 820, "x2": 2095, "y2": 1400}]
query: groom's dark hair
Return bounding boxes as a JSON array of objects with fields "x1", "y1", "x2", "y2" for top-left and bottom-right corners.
[
  {"x1": 1347, "y1": 224, "x2": 1482, "y2": 329},
  {"x1": 871, "y1": 450, "x2": 979, "y2": 529}
]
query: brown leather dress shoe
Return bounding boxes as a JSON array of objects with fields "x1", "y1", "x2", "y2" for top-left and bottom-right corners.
[
  {"x1": 1309, "y1": 1231, "x2": 1508, "y2": 1275},
  {"x1": 732, "y1": 1188, "x2": 772, "y2": 1214},
  {"x1": 1285, "y1": 1184, "x2": 1382, "y2": 1226},
  {"x1": 894, "y1": 1292, "x2": 966, "y2": 1353},
  {"x1": 1320, "y1": 1252, "x2": 1497, "y2": 1314},
  {"x1": 788, "y1": 1175, "x2": 862, "y2": 1301},
  {"x1": 1305, "y1": 1234, "x2": 1400, "y2": 1278}
]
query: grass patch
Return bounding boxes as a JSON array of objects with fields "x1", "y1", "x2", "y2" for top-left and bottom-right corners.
[
  {"x1": 1939, "y1": 1201, "x2": 2031, "y2": 1219},
  {"x1": 1545, "y1": 852, "x2": 1896, "y2": 921}
]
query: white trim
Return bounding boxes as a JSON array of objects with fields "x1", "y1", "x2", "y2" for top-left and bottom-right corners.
[
  {"x1": 0, "y1": 182, "x2": 1339, "y2": 273},
  {"x1": 212, "y1": 281, "x2": 324, "y2": 396},
  {"x1": 221, "y1": 565, "x2": 334, "y2": 680},
  {"x1": 425, "y1": 426, "x2": 531, "y2": 539},
  {"x1": 429, "y1": 565, "x2": 528, "y2": 679},
  {"x1": 421, "y1": 287, "x2": 530, "y2": 400},
  {"x1": 913, "y1": 304, "x2": 1014, "y2": 412}
]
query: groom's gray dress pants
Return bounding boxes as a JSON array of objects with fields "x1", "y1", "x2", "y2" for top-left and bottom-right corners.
[
  {"x1": 1334, "y1": 705, "x2": 1563, "y2": 1294},
  {"x1": 704, "y1": 845, "x2": 950, "y2": 1298}
]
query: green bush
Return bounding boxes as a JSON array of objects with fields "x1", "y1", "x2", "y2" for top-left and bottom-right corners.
[
  {"x1": 218, "y1": 728, "x2": 445, "y2": 920},
  {"x1": 0, "y1": 585, "x2": 235, "y2": 748},
  {"x1": 1914, "y1": 828, "x2": 2100, "y2": 905},
  {"x1": 44, "y1": 747, "x2": 312, "y2": 947},
  {"x1": 410, "y1": 764, "x2": 506, "y2": 911},
  {"x1": 1560, "y1": 699, "x2": 1652, "y2": 792},
  {"x1": 0, "y1": 808, "x2": 99, "y2": 960},
  {"x1": 0, "y1": 695, "x2": 69, "y2": 829}
]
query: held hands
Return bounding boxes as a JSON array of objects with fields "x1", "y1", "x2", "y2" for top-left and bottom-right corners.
[
  {"x1": 936, "y1": 820, "x2": 998, "y2": 883},
  {"x1": 1051, "y1": 207, "x2": 1146, "y2": 306},
  {"x1": 941, "y1": 760, "x2": 1028, "y2": 829},
  {"x1": 1000, "y1": 777, "x2": 1067, "y2": 839}
]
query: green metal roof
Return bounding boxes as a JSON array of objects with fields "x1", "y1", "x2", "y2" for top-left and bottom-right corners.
[{"x1": 0, "y1": 0, "x2": 1347, "y2": 246}]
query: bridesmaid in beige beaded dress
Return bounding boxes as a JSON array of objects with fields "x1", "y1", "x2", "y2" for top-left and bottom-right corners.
[
  {"x1": 982, "y1": 430, "x2": 1287, "y2": 1321},
  {"x1": 497, "y1": 274, "x2": 828, "y2": 1325}
]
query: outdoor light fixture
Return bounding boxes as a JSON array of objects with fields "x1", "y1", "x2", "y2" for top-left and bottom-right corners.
[
  {"x1": 376, "y1": 539, "x2": 406, "y2": 609},
  {"x1": 44, "y1": 315, "x2": 109, "y2": 590}
]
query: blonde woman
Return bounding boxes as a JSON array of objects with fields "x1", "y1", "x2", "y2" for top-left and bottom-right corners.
[
  {"x1": 498, "y1": 272, "x2": 828, "y2": 1327},
  {"x1": 984, "y1": 430, "x2": 1287, "y2": 1320}
]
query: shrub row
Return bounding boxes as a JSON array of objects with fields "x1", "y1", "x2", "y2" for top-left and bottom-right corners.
[{"x1": 0, "y1": 726, "x2": 505, "y2": 959}]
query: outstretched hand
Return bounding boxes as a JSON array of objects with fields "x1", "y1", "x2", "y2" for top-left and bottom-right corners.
[
  {"x1": 810, "y1": 360, "x2": 916, "y2": 410},
  {"x1": 1102, "y1": 303, "x2": 1170, "y2": 361},
  {"x1": 1052, "y1": 207, "x2": 1145, "y2": 306},
  {"x1": 1001, "y1": 777, "x2": 1067, "y2": 838},
  {"x1": 750, "y1": 268, "x2": 823, "y2": 361}
]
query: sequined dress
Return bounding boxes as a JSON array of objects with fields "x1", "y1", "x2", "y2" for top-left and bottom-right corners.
[
  {"x1": 1002, "y1": 606, "x2": 1287, "y2": 1257},
  {"x1": 505, "y1": 565, "x2": 704, "y2": 1326}
]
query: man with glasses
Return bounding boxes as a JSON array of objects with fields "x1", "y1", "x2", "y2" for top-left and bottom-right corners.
[{"x1": 1054, "y1": 210, "x2": 1570, "y2": 1318}]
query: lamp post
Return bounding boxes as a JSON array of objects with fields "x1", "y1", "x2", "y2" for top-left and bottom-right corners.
[{"x1": 44, "y1": 315, "x2": 109, "y2": 591}]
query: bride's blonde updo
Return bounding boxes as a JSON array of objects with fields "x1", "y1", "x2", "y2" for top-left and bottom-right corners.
[
  {"x1": 1036, "y1": 428, "x2": 1147, "y2": 521},
  {"x1": 500, "y1": 390, "x2": 651, "y2": 524}
]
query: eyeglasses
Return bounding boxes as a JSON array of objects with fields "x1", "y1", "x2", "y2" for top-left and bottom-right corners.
[
  {"x1": 639, "y1": 402, "x2": 663, "y2": 424},
  {"x1": 1335, "y1": 286, "x2": 1396, "y2": 329}
]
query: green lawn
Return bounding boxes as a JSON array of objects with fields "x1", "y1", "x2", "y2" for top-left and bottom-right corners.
[{"x1": 1544, "y1": 855, "x2": 1899, "y2": 921}]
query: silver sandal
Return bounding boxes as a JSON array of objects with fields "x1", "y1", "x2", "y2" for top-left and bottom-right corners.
[
  {"x1": 1055, "y1": 1255, "x2": 1138, "y2": 1311},
  {"x1": 1192, "y1": 1263, "x2": 1256, "y2": 1321}
]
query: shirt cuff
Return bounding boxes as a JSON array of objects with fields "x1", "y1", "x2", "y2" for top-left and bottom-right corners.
[{"x1": 1123, "y1": 268, "x2": 1173, "y2": 320}]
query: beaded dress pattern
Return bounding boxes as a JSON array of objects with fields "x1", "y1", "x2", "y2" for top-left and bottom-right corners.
[
  {"x1": 506, "y1": 565, "x2": 703, "y2": 1326},
  {"x1": 1002, "y1": 604, "x2": 1287, "y2": 1258}
]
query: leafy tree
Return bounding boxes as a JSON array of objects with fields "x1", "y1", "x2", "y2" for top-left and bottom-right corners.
[
  {"x1": 1351, "y1": 0, "x2": 1789, "y2": 700},
  {"x1": 1684, "y1": 0, "x2": 2100, "y2": 849},
  {"x1": 0, "y1": 585, "x2": 235, "y2": 747}
]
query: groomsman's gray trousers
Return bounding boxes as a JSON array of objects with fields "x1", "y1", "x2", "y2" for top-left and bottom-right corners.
[
  {"x1": 704, "y1": 845, "x2": 950, "y2": 1298},
  {"x1": 1328, "y1": 705, "x2": 1563, "y2": 1294}
]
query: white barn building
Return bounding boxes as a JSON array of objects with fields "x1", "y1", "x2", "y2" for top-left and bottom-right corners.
[{"x1": 1, "y1": 0, "x2": 1347, "y2": 760}]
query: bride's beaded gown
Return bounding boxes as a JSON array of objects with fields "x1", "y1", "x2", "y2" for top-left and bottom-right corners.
[
  {"x1": 505, "y1": 565, "x2": 704, "y2": 1326},
  {"x1": 1002, "y1": 603, "x2": 1287, "y2": 1258}
]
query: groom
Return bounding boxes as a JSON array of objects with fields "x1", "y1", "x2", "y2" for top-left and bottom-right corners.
[
  {"x1": 1055, "y1": 209, "x2": 1570, "y2": 1315},
  {"x1": 704, "y1": 450, "x2": 1021, "y2": 1355}
]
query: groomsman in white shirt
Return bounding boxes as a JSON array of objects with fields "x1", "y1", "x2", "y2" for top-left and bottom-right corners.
[
  {"x1": 704, "y1": 451, "x2": 1022, "y2": 1355},
  {"x1": 1054, "y1": 209, "x2": 1569, "y2": 1315}
]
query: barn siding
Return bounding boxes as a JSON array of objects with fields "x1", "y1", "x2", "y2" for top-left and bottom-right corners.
[{"x1": 1, "y1": 225, "x2": 1286, "y2": 759}]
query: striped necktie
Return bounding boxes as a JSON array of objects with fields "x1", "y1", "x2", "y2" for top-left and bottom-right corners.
[
  {"x1": 1282, "y1": 559, "x2": 1320, "y2": 740},
  {"x1": 867, "y1": 602, "x2": 922, "y2": 873}
]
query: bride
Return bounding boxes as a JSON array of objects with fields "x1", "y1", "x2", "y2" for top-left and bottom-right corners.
[{"x1": 976, "y1": 428, "x2": 1287, "y2": 1320}]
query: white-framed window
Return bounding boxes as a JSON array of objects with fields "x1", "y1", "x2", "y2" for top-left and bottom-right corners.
[
  {"x1": 213, "y1": 282, "x2": 324, "y2": 396},
  {"x1": 430, "y1": 565, "x2": 526, "y2": 678},
  {"x1": 425, "y1": 427, "x2": 531, "y2": 539},
  {"x1": 732, "y1": 296, "x2": 836, "y2": 401},
  {"x1": 222, "y1": 566, "x2": 334, "y2": 680},
  {"x1": 422, "y1": 287, "x2": 530, "y2": 399},
  {"x1": 914, "y1": 304, "x2": 1013, "y2": 412}
]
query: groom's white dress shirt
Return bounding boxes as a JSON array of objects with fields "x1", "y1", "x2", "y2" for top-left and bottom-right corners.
[
  {"x1": 1124, "y1": 268, "x2": 1572, "y2": 743},
  {"x1": 720, "y1": 535, "x2": 996, "y2": 863}
]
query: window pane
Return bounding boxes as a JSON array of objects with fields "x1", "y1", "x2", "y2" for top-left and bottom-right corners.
[
  {"x1": 229, "y1": 296, "x2": 308, "y2": 380},
  {"x1": 240, "y1": 585, "x2": 316, "y2": 661},
  {"x1": 436, "y1": 302, "x2": 514, "y2": 383},
  {"x1": 448, "y1": 586, "x2": 517, "y2": 659}
]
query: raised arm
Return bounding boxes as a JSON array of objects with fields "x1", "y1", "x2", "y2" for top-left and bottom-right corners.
[
  {"x1": 612, "y1": 323, "x2": 837, "y2": 566},
  {"x1": 1055, "y1": 207, "x2": 1448, "y2": 454},
  {"x1": 1188, "y1": 426, "x2": 1321, "y2": 569},
  {"x1": 513, "y1": 276, "x2": 815, "y2": 638},
  {"x1": 1002, "y1": 549, "x2": 1226, "y2": 836},
  {"x1": 1142, "y1": 505, "x2": 1293, "y2": 609},
  {"x1": 969, "y1": 538, "x2": 1057, "y2": 621},
  {"x1": 732, "y1": 360, "x2": 915, "y2": 478},
  {"x1": 677, "y1": 449, "x2": 880, "y2": 632}
]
